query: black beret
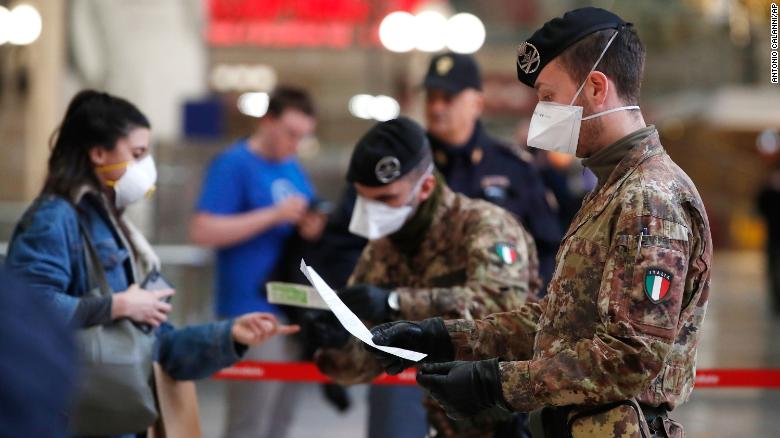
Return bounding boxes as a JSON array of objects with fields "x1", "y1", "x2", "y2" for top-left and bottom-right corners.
[
  {"x1": 516, "y1": 7, "x2": 628, "y2": 87},
  {"x1": 423, "y1": 52, "x2": 482, "y2": 94},
  {"x1": 347, "y1": 117, "x2": 429, "y2": 187}
]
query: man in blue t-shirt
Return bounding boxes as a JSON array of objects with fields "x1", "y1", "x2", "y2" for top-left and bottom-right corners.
[{"x1": 191, "y1": 86, "x2": 323, "y2": 438}]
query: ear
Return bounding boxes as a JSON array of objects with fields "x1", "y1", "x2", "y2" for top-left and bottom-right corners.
[
  {"x1": 472, "y1": 91, "x2": 485, "y2": 118},
  {"x1": 88, "y1": 146, "x2": 108, "y2": 166},
  {"x1": 416, "y1": 174, "x2": 437, "y2": 202},
  {"x1": 585, "y1": 71, "x2": 609, "y2": 108}
]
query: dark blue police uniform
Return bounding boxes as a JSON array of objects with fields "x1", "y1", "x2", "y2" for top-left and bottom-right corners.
[{"x1": 429, "y1": 121, "x2": 561, "y2": 289}]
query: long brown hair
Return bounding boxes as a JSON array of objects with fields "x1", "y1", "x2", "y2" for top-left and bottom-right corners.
[{"x1": 43, "y1": 90, "x2": 150, "y2": 199}]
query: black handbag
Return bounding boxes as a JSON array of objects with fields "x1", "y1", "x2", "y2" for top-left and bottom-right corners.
[{"x1": 69, "y1": 219, "x2": 159, "y2": 435}]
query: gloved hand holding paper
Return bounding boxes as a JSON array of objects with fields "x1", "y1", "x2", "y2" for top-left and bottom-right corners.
[{"x1": 299, "y1": 259, "x2": 427, "y2": 362}]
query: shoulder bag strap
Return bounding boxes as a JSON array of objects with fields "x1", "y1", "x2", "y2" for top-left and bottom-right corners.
[{"x1": 76, "y1": 212, "x2": 113, "y2": 298}]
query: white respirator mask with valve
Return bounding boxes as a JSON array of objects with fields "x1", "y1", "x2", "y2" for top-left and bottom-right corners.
[{"x1": 97, "y1": 155, "x2": 158, "y2": 209}]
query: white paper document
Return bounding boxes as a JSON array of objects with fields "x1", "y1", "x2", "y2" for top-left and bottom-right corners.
[{"x1": 299, "y1": 259, "x2": 427, "y2": 362}]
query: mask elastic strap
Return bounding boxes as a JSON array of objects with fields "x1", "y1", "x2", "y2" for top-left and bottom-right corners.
[
  {"x1": 407, "y1": 163, "x2": 435, "y2": 205},
  {"x1": 95, "y1": 160, "x2": 130, "y2": 174},
  {"x1": 581, "y1": 105, "x2": 640, "y2": 121},
  {"x1": 569, "y1": 29, "x2": 621, "y2": 106},
  {"x1": 422, "y1": 163, "x2": 435, "y2": 179}
]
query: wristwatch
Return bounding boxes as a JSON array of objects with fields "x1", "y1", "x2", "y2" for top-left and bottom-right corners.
[{"x1": 387, "y1": 291, "x2": 401, "y2": 313}]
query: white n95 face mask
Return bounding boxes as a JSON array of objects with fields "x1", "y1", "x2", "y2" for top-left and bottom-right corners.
[
  {"x1": 100, "y1": 155, "x2": 158, "y2": 209},
  {"x1": 348, "y1": 165, "x2": 432, "y2": 240},
  {"x1": 348, "y1": 196, "x2": 414, "y2": 240},
  {"x1": 527, "y1": 29, "x2": 640, "y2": 155}
]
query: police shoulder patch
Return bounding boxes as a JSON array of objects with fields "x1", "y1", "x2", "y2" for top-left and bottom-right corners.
[
  {"x1": 494, "y1": 242, "x2": 519, "y2": 265},
  {"x1": 644, "y1": 268, "x2": 673, "y2": 303}
]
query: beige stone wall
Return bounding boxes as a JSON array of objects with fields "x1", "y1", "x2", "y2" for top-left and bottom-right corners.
[{"x1": 0, "y1": 0, "x2": 65, "y2": 202}]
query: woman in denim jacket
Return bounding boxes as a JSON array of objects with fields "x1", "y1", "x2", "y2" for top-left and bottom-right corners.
[{"x1": 5, "y1": 90, "x2": 299, "y2": 437}]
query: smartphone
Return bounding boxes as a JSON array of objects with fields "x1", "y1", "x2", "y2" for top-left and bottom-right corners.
[
  {"x1": 141, "y1": 270, "x2": 174, "y2": 304},
  {"x1": 137, "y1": 270, "x2": 174, "y2": 333},
  {"x1": 309, "y1": 199, "x2": 335, "y2": 215}
]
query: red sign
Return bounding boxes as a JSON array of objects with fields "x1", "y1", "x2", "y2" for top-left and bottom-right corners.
[{"x1": 208, "y1": 0, "x2": 427, "y2": 48}]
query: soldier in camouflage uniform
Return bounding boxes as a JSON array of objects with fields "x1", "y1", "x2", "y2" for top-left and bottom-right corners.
[
  {"x1": 370, "y1": 8, "x2": 712, "y2": 438},
  {"x1": 314, "y1": 117, "x2": 540, "y2": 437}
]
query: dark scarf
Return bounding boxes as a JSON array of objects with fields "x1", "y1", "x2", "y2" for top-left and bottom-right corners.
[
  {"x1": 388, "y1": 173, "x2": 444, "y2": 255},
  {"x1": 582, "y1": 125, "x2": 656, "y2": 192}
]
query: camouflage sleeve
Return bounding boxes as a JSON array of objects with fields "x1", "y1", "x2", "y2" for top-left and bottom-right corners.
[
  {"x1": 395, "y1": 213, "x2": 537, "y2": 321},
  {"x1": 314, "y1": 245, "x2": 385, "y2": 384},
  {"x1": 443, "y1": 299, "x2": 544, "y2": 361},
  {"x1": 497, "y1": 196, "x2": 699, "y2": 412}
]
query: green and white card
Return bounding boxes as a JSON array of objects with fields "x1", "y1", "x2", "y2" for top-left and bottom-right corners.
[{"x1": 266, "y1": 282, "x2": 329, "y2": 310}]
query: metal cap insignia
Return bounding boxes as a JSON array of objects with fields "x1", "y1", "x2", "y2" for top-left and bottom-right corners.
[
  {"x1": 517, "y1": 42, "x2": 541, "y2": 74},
  {"x1": 375, "y1": 156, "x2": 402, "y2": 183},
  {"x1": 436, "y1": 56, "x2": 454, "y2": 76}
]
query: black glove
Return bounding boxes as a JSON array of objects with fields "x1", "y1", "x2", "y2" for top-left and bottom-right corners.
[
  {"x1": 369, "y1": 317, "x2": 454, "y2": 375},
  {"x1": 300, "y1": 310, "x2": 351, "y2": 351},
  {"x1": 416, "y1": 359, "x2": 510, "y2": 420},
  {"x1": 338, "y1": 284, "x2": 392, "y2": 322}
]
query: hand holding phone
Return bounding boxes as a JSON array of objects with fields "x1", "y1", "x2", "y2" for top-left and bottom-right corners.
[
  {"x1": 141, "y1": 270, "x2": 175, "y2": 303},
  {"x1": 130, "y1": 270, "x2": 176, "y2": 332}
]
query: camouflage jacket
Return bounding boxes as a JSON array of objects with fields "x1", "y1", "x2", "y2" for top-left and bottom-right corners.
[
  {"x1": 316, "y1": 183, "x2": 540, "y2": 436},
  {"x1": 445, "y1": 129, "x2": 712, "y2": 415}
]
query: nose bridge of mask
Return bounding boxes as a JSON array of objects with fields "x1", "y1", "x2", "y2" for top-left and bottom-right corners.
[
  {"x1": 569, "y1": 29, "x2": 621, "y2": 106},
  {"x1": 107, "y1": 156, "x2": 154, "y2": 184}
]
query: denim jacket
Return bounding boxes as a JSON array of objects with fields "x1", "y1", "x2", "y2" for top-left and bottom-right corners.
[{"x1": 5, "y1": 191, "x2": 245, "y2": 436}]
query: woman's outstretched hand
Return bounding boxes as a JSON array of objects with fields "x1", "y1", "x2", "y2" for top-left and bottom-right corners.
[{"x1": 231, "y1": 312, "x2": 300, "y2": 346}]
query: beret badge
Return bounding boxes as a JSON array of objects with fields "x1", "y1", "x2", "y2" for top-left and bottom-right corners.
[
  {"x1": 375, "y1": 156, "x2": 402, "y2": 183},
  {"x1": 517, "y1": 41, "x2": 541, "y2": 74}
]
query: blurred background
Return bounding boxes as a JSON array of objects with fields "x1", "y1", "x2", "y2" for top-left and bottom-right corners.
[{"x1": 1, "y1": 0, "x2": 779, "y2": 436}]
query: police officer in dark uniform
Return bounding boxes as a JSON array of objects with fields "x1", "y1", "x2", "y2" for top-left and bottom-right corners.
[{"x1": 423, "y1": 52, "x2": 562, "y2": 289}]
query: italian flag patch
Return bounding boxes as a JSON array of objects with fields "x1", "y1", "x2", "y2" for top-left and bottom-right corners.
[
  {"x1": 644, "y1": 268, "x2": 673, "y2": 303},
  {"x1": 495, "y1": 243, "x2": 518, "y2": 265}
]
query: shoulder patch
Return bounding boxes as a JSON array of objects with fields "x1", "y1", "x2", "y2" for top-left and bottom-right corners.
[
  {"x1": 644, "y1": 268, "x2": 673, "y2": 303},
  {"x1": 494, "y1": 242, "x2": 519, "y2": 265},
  {"x1": 481, "y1": 175, "x2": 511, "y2": 189}
]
